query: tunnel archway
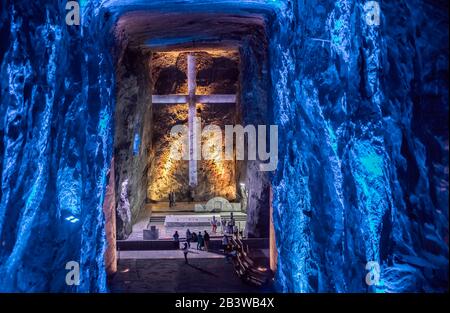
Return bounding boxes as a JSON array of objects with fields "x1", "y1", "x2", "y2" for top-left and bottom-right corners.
[{"x1": 102, "y1": 1, "x2": 280, "y2": 289}]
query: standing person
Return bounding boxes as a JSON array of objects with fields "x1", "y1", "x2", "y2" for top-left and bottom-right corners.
[
  {"x1": 186, "y1": 229, "x2": 192, "y2": 248},
  {"x1": 187, "y1": 187, "x2": 193, "y2": 203},
  {"x1": 211, "y1": 216, "x2": 218, "y2": 233},
  {"x1": 169, "y1": 191, "x2": 173, "y2": 208},
  {"x1": 221, "y1": 234, "x2": 229, "y2": 252},
  {"x1": 222, "y1": 217, "x2": 227, "y2": 234},
  {"x1": 203, "y1": 231, "x2": 210, "y2": 252},
  {"x1": 229, "y1": 213, "x2": 235, "y2": 234},
  {"x1": 197, "y1": 232, "x2": 204, "y2": 250},
  {"x1": 172, "y1": 191, "x2": 176, "y2": 207},
  {"x1": 182, "y1": 242, "x2": 189, "y2": 264},
  {"x1": 227, "y1": 220, "x2": 233, "y2": 235},
  {"x1": 173, "y1": 231, "x2": 180, "y2": 249}
]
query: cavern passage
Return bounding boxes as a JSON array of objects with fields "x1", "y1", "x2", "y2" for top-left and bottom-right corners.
[
  {"x1": 114, "y1": 47, "x2": 271, "y2": 241},
  {"x1": 112, "y1": 8, "x2": 271, "y2": 245},
  {"x1": 0, "y1": 0, "x2": 448, "y2": 293}
]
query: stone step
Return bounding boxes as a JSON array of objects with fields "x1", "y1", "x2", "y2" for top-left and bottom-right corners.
[
  {"x1": 149, "y1": 214, "x2": 247, "y2": 224},
  {"x1": 149, "y1": 216, "x2": 166, "y2": 223},
  {"x1": 146, "y1": 202, "x2": 203, "y2": 213},
  {"x1": 146, "y1": 201, "x2": 243, "y2": 213}
]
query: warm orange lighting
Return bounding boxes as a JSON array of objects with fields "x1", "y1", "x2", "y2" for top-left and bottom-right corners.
[{"x1": 148, "y1": 50, "x2": 239, "y2": 201}]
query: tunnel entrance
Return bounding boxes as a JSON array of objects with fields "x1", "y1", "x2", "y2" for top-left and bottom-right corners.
[
  {"x1": 103, "y1": 7, "x2": 276, "y2": 292},
  {"x1": 117, "y1": 49, "x2": 249, "y2": 242}
]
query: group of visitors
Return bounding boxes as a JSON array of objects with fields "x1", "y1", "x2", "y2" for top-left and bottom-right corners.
[
  {"x1": 184, "y1": 229, "x2": 211, "y2": 251},
  {"x1": 174, "y1": 229, "x2": 211, "y2": 263},
  {"x1": 173, "y1": 213, "x2": 242, "y2": 264},
  {"x1": 177, "y1": 229, "x2": 210, "y2": 264}
]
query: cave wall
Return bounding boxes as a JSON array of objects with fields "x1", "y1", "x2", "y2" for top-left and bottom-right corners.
[
  {"x1": 269, "y1": 0, "x2": 448, "y2": 292},
  {"x1": 0, "y1": 1, "x2": 116, "y2": 291},
  {"x1": 148, "y1": 51, "x2": 238, "y2": 202},
  {"x1": 114, "y1": 45, "x2": 152, "y2": 239},
  {"x1": 238, "y1": 31, "x2": 271, "y2": 238},
  {"x1": 102, "y1": 158, "x2": 116, "y2": 275}
]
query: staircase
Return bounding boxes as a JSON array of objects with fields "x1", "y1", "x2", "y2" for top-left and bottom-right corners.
[
  {"x1": 229, "y1": 237, "x2": 273, "y2": 287},
  {"x1": 148, "y1": 213, "x2": 247, "y2": 224},
  {"x1": 148, "y1": 215, "x2": 165, "y2": 223}
]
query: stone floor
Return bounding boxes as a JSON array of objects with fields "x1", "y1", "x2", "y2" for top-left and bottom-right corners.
[{"x1": 109, "y1": 253, "x2": 273, "y2": 293}]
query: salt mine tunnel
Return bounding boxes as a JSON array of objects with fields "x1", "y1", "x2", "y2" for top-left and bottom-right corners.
[{"x1": 0, "y1": 0, "x2": 448, "y2": 293}]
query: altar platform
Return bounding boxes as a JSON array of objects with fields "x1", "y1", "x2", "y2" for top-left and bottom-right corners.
[{"x1": 126, "y1": 202, "x2": 247, "y2": 241}]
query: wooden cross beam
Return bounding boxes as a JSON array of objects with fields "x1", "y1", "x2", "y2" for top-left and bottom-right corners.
[{"x1": 151, "y1": 53, "x2": 236, "y2": 187}]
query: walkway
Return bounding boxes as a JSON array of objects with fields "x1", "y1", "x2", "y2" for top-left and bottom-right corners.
[{"x1": 109, "y1": 249, "x2": 273, "y2": 293}]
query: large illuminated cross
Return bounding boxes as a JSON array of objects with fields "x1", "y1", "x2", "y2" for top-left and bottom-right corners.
[{"x1": 152, "y1": 54, "x2": 236, "y2": 187}]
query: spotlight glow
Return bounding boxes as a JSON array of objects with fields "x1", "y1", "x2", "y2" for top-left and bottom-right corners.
[{"x1": 65, "y1": 215, "x2": 79, "y2": 223}]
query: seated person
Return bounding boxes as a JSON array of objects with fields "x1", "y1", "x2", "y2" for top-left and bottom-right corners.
[{"x1": 225, "y1": 246, "x2": 238, "y2": 263}]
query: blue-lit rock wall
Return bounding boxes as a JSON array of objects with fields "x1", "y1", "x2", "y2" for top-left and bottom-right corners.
[
  {"x1": 270, "y1": 0, "x2": 448, "y2": 292},
  {"x1": 0, "y1": 0, "x2": 115, "y2": 291}
]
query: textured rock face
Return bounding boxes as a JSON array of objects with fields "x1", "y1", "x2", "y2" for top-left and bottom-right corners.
[
  {"x1": 269, "y1": 0, "x2": 448, "y2": 292},
  {"x1": 148, "y1": 51, "x2": 238, "y2": 202},
  {"x1": 114, "y1": 45, "x2": 152, "y2": 239},
  {"x1": 0, "y1": 0, "x2": 447, "y2": 293},
  {"x1": 0, "y1": 1, "x2": 115, "y2": 291},
  {"x1": 238, "y1": 33, "x2": 271, "y2": 238},
  {"x1": 102, "y1": 159, "x2": 116, "y2": 276}
]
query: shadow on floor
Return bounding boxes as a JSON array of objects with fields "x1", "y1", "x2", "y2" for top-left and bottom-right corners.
[
  {"x1": 109, "y1": 258, "x2": 272, "y2": 293},
  {"x1": 186, "y1": 263, "x2": 219, "y2": 277}
]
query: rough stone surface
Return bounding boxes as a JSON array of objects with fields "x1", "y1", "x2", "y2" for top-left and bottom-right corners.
[
  {"x1": 114, "y1": 45, "x2": 153, "y2": 239},
  {"x1": 0, "y1": 0, "x2": 116, "y2": 292},
  {"x1": 103, "y1": 159, "x2": 117, "y2": 276},
  {"x1": 269, "y1": 0, "x2": 448, "y2": 292},
  {"x1": 238, "y1": 29, "x2": 271, "y2": 238},
  {"x1": 148, "y1": 51, "x2": 239, "y2": 202}
]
